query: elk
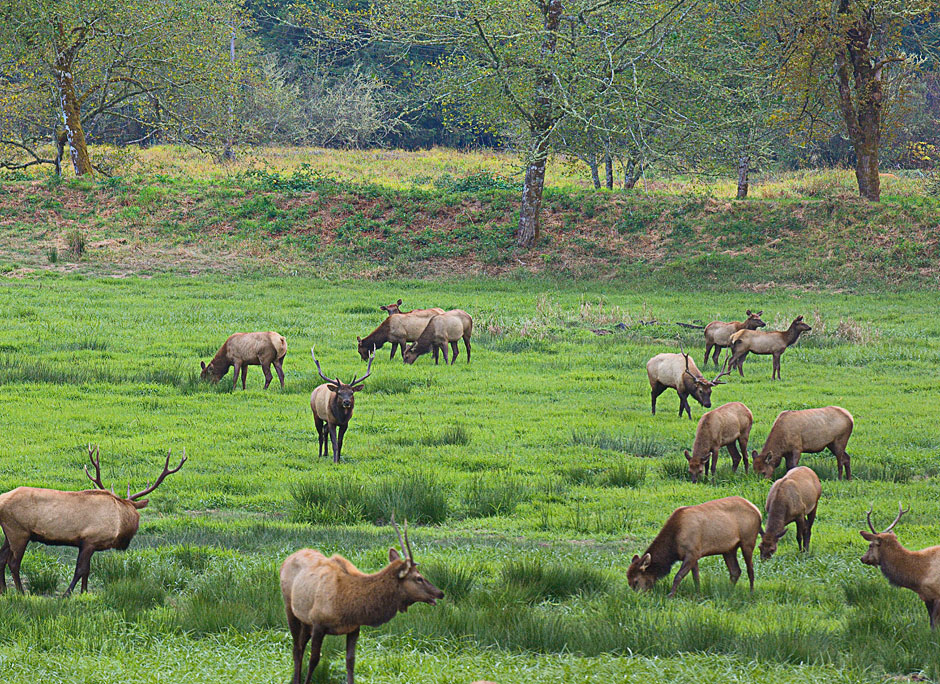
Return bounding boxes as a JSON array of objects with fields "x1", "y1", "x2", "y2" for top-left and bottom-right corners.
[
  {"x1": 379, "y1": 298, "x2": 445, "y2": 317},
  {"x1": 310, "y1": 347, "x2": 373, "y2": 463},
  {"x1": 860, "y1": 503, "x2": 940, "y2": 629},
  {"x1": 703, "y1": 309, "x2": 765, "y2": 367},
  {"x1": 728, "y1": 315, "x2": 812, "y2": 379},
  {"x1": 200, "y1": 331, "x2": 287, "y2": 390},
  {"x1": 357, "y1": 314, "x2": 438, "y2": 361},
  {"x1": 402, "y1": 311, "x2": 471, "y2": 365},
  {"x1": 684, "y1": 401, "x2": 753, "y2": 482},
  {"x1": 280, "y1": 515, "x2": 443, "y2": 684},
  {"x1": 751, "y1": 406, "x2": 854, "y2": 480},
  {"x1": 647, "y1": 347, "x2": 731, "y2": 420},
  {"x1": 758, "y1": 466, "x2": 821, "y2": 560},
  {"x1": 627, "y1": 496, "x2": 761, "y2": 597},
  {"x1": 0, "y1": 445, "x2": 186, "y2": 595}
]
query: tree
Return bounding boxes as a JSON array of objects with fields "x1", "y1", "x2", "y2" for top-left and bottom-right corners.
[{"x1": 0, "y1": 0, "x2": 244, "y2": 176}]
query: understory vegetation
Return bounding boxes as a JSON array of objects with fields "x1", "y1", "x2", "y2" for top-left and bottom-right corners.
[{"x1": 0, "y1": 276, "x2": 938, "y2": 682}]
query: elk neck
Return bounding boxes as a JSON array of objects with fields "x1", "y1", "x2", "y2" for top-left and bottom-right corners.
[
  {"x1": 340, "y1": 562, "x2": 412, "y2": 628},
  {"x1": 644, "y1": 516, "x2": 682, "y2": 579},
  {"x1": 329, "y1": 393, "x2": 353, "y2": 425},
  {"x1": 878, "y1": 540, "x2": 932, "y2": 591},
  {"x1": 784, "y1": 323, "x2": 805, "y2": 346}
]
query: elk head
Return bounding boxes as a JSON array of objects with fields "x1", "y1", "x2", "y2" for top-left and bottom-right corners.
[
  {"x1": 681, "y1": 343, "x2": 730, "y2": 408},
  {"x1": 789, "y1": 315, "x2": 812, "y2": 335},
  {"x1": 627, "y1": 553, "x2": 657, "y2": 591},
  {"x1": 84, "y1": 444, "x2": 187, "y2": 509},
  {"x1": 380, "y1": 299, "x2": 404, "y2": 315},
  {"x1": 860, "y1": 502, "x2": 909, "y2": 565},
  {"x1": 759, "y1": 528, "x2": 788, "y2": 560},
  {"x1": 311, "y1": 347, "x2": 373, "y2": 410},
  {"x1": 745, "y1": 309, "x2": 766, "y2": 330},
  {"x1": 389, "y1": 514, "x2": 443, "y2": 609},
  {"x1": 750, "y1": 450, "x2": 775, "y2": 479},
  {"x1": 200, "y1": 360, "x2": 223, "y2": 383},
  {"x1": 684, "y1": 449, "x2": 706, "y2": 483}
]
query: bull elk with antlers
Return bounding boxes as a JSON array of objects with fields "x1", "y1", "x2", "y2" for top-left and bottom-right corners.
[
  {"x1": 0, "y1": 446, "x2": 186, "y2": 595},
  {"x1": 647, "y1": 344, "x2": 731, "y2": 420},
  {"x1": 860, "y1": 504, "x2": 940, "y2": 629},
  {"x1": 310, "y1": 348, "x2": 374, "y2": 463},
  {"x1": 280, "y1": 515, "x2": 443, "y2": 684}
]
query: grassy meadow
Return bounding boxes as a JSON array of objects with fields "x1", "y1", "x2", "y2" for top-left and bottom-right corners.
[{"x1": 0, "y1": 275, "x2": 939, "y2": 683}]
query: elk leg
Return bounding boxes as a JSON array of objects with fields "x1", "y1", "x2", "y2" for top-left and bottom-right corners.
[
  {"x1": 8, "y1": 537, "x2": 26, "y2": 593},
  {"x1": 741, "y1": 543, "x2": 756, "y2": 591},
  {"x1": 804, "y1": 507, "x2": 817, "y2": 552},
  {"x1": 727, "y1": 443, "x2": 741, "y2": 473},
  {"x1": 65, "y1": 545, "x2": 94, "y2": 596},
  {"x1": 794, "y1": 517, "x2": 806, "y2": 552},
  {"x1": 231, "y1": 361, "x2": 241, "y2": 390},
  {"x1": 831, "y1": 440, "x2": 851, "y2": 481},
  {"x1": 0, "y1": 538, "x2": 9, "y2": 593},
  {"x1": 464, "y1": 336, "x2": 471, "y2": 363},
  {"x1": 678, "y1": 394, "x2": 693, "y2": 421},
  {"x1": 329, "y1": 425, "x2": 340, "y2": 463},
  {"x1": 336, "y1": 424, "x2": 348, "y2": 463},
  {"x1": 302, "y1": 627, "x2": 326, "y2": 684},
  {"x1": 739, "y1": 437, "x2": 750, "y2": 472},
  {"x1": 240, "y1": 364, "x2": 248, "y2": 390},
  {"x1": 772, "y1": 353, "x2": 782, "y2": 380},
  {"x1": 650, "y1": 382, "x2": 666, "y2": 415},
  {"x1": 784, "y1": 451, "x2": 799, "y2": 472},
  {"x1": 432, "y1": 345, "x2": 439, "y2": 365},
  {"x1": 668, "y1": 557, "x2": 696, "y2": 596},
  {"x1": 274, "y1": 357, "x2": 285, "y2": 388},
  {"x1": 450, "y1": 340, "x2": 459, "y2": 365},
  {"x1": 712, "y1": 344, "x2": 722, "y2": 367},
  {"x1": 441, "y1": 343, "x2": 449, "y2": 365},
  {"x1": 710, "y1": 447, "x2": 720, "y2": 478},
  {"x1": 261, "y1": 363, "x2": 273, "y2": 389},
  {"x1": 703, "y1": 343, "x2": 713, "y2": 368},
  {"x1": 929, "y1": 600, "x2": 940, "y2": 630},
  {"x1": 723, "y1": 551, "x2": 742, "y2": 585},
  {"x1": 690, "y1": 561, "x2": 701, "y2": 590},
  {"x1": 314, "y1": 417, "x2": 326, "y2": 458},
  {"x1": 287, "y1": 611, "x2": 310, "y2": 684},
  {"x1": 389, "y1": 341, "x2": 398, "y2": 360},
  {"x1": 345, "y1": 627, "x2": 360, "y2": 684}
]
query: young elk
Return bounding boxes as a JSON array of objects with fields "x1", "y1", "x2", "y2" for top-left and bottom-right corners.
[
  {"x1": 728, "y1": 315, "x2": 812, "y2": 379},
  {"x1": 647, "y1": 348, "x2": 731, "y2": 420},
  {"x1": 402, "y1": 310, "x2": 472, "y2": 365},
  {"x1": 684, "y1": 401, "x2": 753, "y2": 482},
  {"x1": 758, "y1": 466, "x2": 821, "y2": 560},
  {"x1": 751, "y1": 406, "x2": 854, "y2": 480},
  {"x1": 0, "y1": 446, "x2": 185, "y2": 595},
  {"x1": 703, "y1": 310, "x2": 765, "y2": 367},
  {"x1": 310, "y1": 348, "x2": 374, "y2": 463},
  {"x1": 201, "y1": 331, "x2": 287, "y2": 390},
  {"x1": 860, "y1": 504, "x2": 940, "y2": 629},
  {"x1": 357, "y1": 314, "x2": 437, "y2": 361},
  {"x1": 627, "y1": 496, "x2": 761, "y2": 597},
  {"x1": 280, "y1": 516, "x2": 443, "y2": 684},
  {"x1": 379, "y1": 298, "x2": 445, "y2": 317}
]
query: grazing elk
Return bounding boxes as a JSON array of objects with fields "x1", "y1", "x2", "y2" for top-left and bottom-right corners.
[
  {"x1": 684, "y1": 401, "x2": 753, "y2": 482},
  {"x1": 758, "y1": 466, "x2": 821, "y2": 560},
  {"x1": 0, "y1": 446, "x2": 185, "y2": 595},
  {"x1": 627, "y1": 496, "x2": 761, "y2": 596},
  {"x1": 358, "y1": 314, "x2": 438, "y2": 361},
  {"x1": 379, "y1": 298, "x2": 445, "y2": 317},
  {"x1": 201, "y1": 331, "x2": 287, "y2": 390},
  {"x1": 728, "y1": 315, "x2": 812, "y2": 379},
  {"x1": 703, "y1": 309, "x2": 765, "y2": 367},
  {"x1": 280, "y1": 516, "x2": 443, "y2": 684},
  {"x1": 647, "y1": 348, "x2": 731, "y2": 420},
  {"x1": 310, "y1": 348, "x2": 373, "y2": 463},
  {"x1": 402, "y1": 310, "x2": 473, "y2": 365},
  {"x1": 751, "y1": 406, "x2": 854, "y2": 480},
  {"x1": 860, "y1": 503, "x2": 940, "y2": 629}
]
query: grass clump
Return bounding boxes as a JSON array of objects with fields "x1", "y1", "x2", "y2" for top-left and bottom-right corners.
[
  {"x1": 460, "y1": 475, "x2": 527, "y2": 518},
  {"x1": 570, "y1": 430, "x2": 672, "y2": 458},
  {"x1": 102, "y1": 578, "x2": 166, "y2": 613},
  {"x1": 421, "y1": 561, "x2": 476, "y2": 602},
  {"x1": 419, "y1": 424, "x2": 470, "y2": 446},
  {"x1": 500, "y1": 559, "x2": 609, "y2": 602}
]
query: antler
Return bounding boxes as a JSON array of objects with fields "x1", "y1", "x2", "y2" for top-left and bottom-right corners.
[
  {"x1": 867, "y1": 502, "x2": 910, "y2": 534},
  {"x1": 402, "y1": 518, "x2": 414, "y2": 562},
  {"x1": 677, "y1": 337, "x2": 697, "y2": 379},
  {"x1": 390, "y1": 512, "x2": 411, "y2": 562},
  {"x1": 128, "y1": 449, "x2": 187, "y2": 501},
  {"x1": 311, "y1": 346, "x2": 340, "y2": 385},
  {"x1": 711, "y1": 351, "x2": 733, "y2": 385},
  {"x1": 84, "y1": 444, "x2": 107, "y2": 490},
  {"x1": 351, "y1": 349, "x2": 375, "y2": 385}
]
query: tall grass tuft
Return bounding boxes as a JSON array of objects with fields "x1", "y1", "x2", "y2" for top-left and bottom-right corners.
[
  {"x1": 459, "y1": 475, "x2": 527, "y2": 517},
  {"x1": 570, "y1": 429, "x2": 672, "y2": 458},
  {"x1": 596, "y1": 461, "x2": 647, "y2": 488},
  {"x1": 421, "y1": 560, "x2": 476, "y2": 602},
  {"x1": 500, "y1": 559, "x2": 609, "y2": 602},
  {"x1": 102, "y1": 578, "x2": 166, "y2": 613},
  {"x1": 419, "y1": 424, "x2": 470, "y2": 446}
]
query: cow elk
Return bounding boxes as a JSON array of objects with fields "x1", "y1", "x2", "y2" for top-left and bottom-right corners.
[
  {"x1": 379, "y1": 298, "x2": 445, "y2": 317},
  {"x1": 310, "y1": 347, "x2": 373, "y2": 463},
  {"x1": 201, "y1": 331, "x2": 287, "y2": 389},
  {"x1": 402, "y1": 310, "x2": 473, "y2": 365},
  {"x1": 703, "y1": 309, "x2": 765, "y2": 367},
  {"x1": 647, "y1": 346, "x2": 731, "y2": 420},
  {"x1": 0, "y1": 445, "x2": 186, "y2": 595},
  {"x1": 758, "y1": 466, "x2": 821, "y2": 560},
  {"x1": 728, "y1": 315, "x2": 812, "y2": 379},
  {"x1": 358, "y1": 314, "x2": 441, "y2": 361},
  {"x1": 684, "y1": 401, "x2": 753, "y2": 482},
  {"x1": 860, "y1": 503, "x2": 940, "y2": 629},
  {"x1": 280, "y1": 515, "x2": 443, "y2": 684},
  {"x1": 751, "y1": 406, "x2": 854, "y2": 480},
  {"x1": 627, "y1": 496, "x2": 761, "y2": 596}
]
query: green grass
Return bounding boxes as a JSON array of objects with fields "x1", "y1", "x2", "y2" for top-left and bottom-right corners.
[{"x1": 1, "y1": 274, "x2": 940, "y2": 683}]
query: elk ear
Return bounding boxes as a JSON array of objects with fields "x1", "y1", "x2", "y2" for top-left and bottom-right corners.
[
  {"x1": 746, "y1": 309, "x2": 752, "y2": 315},
  {"x1": 351, "y1": 384, "x2": 365, "y2": 392},
  {"x1": 684, "y1": 449, "x2": 692, "y2": 461},
  {"x1": 751, "y1": 450, "x2": 758, "y2": 459},
  {"x1": 776, "y1": 529, "x2": 788, "y2": 539},
  {"x1": 757, "y1": 310, "x2": 763, "y2": 316},
  {"x1": 396, "y1": 299, "x2": 402, "y2": 306},
  {"x1": 638, "y1": 553, "x2": 652, "y2": 571},
  {"x1": 131, "y1": 498, "x2": 149, "y2": 509},
  {"x1": 631, "y1": 554, "x2": 640, "y2": 563},
  {"x1": 380, "y1": 305, "x2": 388, "y2": 312},
  {"x1": 795, "y1": 315, "x2": 804, "y2": 321},
  {"x1": 389, "y1": 548, "x2": 401, "y2": 562},
  {"x1": 357, "y1": 336, "x2": 362, "y2": 344},
  {"x1": 860, "y1": 531, "x2": 878, "y2": 541},
  {"x1": 327, "y1": 384, "x2": 339, "y2": 392},
  {"x1": 200, "y1": 361, "x2": 206, "y2": 370}
]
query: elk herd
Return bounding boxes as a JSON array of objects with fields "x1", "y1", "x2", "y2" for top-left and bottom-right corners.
[{"x1": 0, "y1": 298, "x2": 936, "y2": 684}]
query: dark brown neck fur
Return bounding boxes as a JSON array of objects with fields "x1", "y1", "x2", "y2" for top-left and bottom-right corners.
[
  {"x1": 784, "y1": 324, "x2": 806, "y2": 347},
  {"x1": 879, "y1": 540, "x2": 930, "y2": 592},
  {"x1": 338, "y1": 562, "x2": 410, "y2": 628},
  {"x1": 410, "y1": 323, "x2": 435, "y2": 355},
  {"x1": 644, "y1": 514, "x2": 682, "y2": 579},
  {"x1": 329, "y1": 394, "x2": 353, "y2": 426},
  {"x1": 209, "y1": 343, "x2": 232, "y2": 376},
  {"x1": 362, "y1": 319, "x2": 390, "y2": 350}
]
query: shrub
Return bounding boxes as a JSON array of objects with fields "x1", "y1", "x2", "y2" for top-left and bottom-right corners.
[{"x1": 66, "y1": 229, "x2": 85, "y2": 258}]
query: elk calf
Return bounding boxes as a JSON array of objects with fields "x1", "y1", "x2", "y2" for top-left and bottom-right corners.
[
  {"x1": 280, "y1": 517, "x2": 443, "y2": 684},
  {"x1": 860, "y1": 504, "x2": 940, "y2": 629},
  {"x1": 379, "y1": 298, "x2": 445, "y2": 317},
  {"x1": 751, "y1": 406, "x2": 854, "y2": 480},
  {"x1": 647, "y1": 349, "x2": 731, "y2": 420},
  {"x1": 684, "y1": 401, "x2": 753, "y2": 482},
  {"x1": 201, "y1": 331, "x2": 287, "y2": 389},
  {"x1": 728, "y1": 315, "x2": 811, "y2": 379},
  {"x1": 758, "y1": 466, "x2": 821, "y2": 560},
  {"x1": 627, "y1": 496, "x2": 761, "y2": 596},
  {"x1": 310, "y1": 348, "x2": 373, "y2": 463},
  {"x1": 0, "y1": 446, "x2": 185, "y2": 595},
  {"x1": 402, "y1": 311, "x2": 471, "y2": 365},
  {"x1": 703, "y1": 309, "x2": 765, "y2": 367}
]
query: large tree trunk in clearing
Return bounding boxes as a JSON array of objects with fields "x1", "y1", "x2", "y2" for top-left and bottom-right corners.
[
  {"x1": 736, "y1": 155, "x2": 750, "y2": 199},
  {"x1": 854, "y1": 132, "x2": 880, "y2": 201},
  {"x1": 517, "y1": 156, "x2": 547, "y2": 248},
  {"x1": 589, "y1": 156, "x2": 600, "y2": 189},
  {"x1": 53, "y1": 28, "x2": 93, "y2": 177},
  {"x1": 604, "y1": 152, "x2": 614, "y2": 189}
]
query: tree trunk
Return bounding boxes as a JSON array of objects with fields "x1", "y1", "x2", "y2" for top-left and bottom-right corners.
[
  {"x1": 53, "y1": 27, "x2": 93, "y2": 177},
  {"x1": 604, "y1": 152, "x2": 613, "y2": 189},
  {"x1": 622, "y1": 158, "x2": 641, "y2": 190},
  {"x1": 588, "y1": 155, "x2": 600, "y2": 189},
  {"x1": 518, "y1": 154, "x2": 548, "y2": 248},
  {"x1": 736, "y1": 155, "x2": 750, "y2": 199},
  {"x1": 54, "y1": 129, "x2": 67, "y2": 177}
]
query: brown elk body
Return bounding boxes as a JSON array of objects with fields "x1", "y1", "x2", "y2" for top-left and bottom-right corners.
[
  {"x1": 684, "y1": 401, "x2": 753, "y2": 482},
  {"x1": 201, "y1": 331, "x2": 287, "y2": 389},
  {"x1": 309, "y1": 349, "x2": 373, "y2": 463},
  {"x1": 280, "y1": 518, "x2": 443, "y2": 684},
  {"x1": 379, "y1": 298, "x2": 445, "y2": 317},
  {"x1": 751, "y1": 406, "x2": 854, "y2": 480},
  {"x1": 358, "y1": 314, "x2": 439, "y2": 361},
  {"x1": 647, "y1": 351, "x2": 731, "y2": 420},
  {"x1": 860, "y1": 504, "x2": 940, "y2": 629},
  {"x1": 703, "y1": 310, "x2": 765, "y2": 367},
  {"x1": 728, "y1": 315, "x2": 812, "y2": 379},
  {"x1": 627, "y1": 496, "x2": 761, "y2": 596},
  {"x1": 402, "y1": 312, "x2": 470, "y2": 365},
  {"x1": 758, "y1": 466, "x2": 821, "y2": 559},
  {"x1": 0, "y1": 447, "x2": 185, "y2": 595}
]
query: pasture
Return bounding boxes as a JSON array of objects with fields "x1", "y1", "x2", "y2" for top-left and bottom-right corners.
[{"x1": 0, "y1": 274, "x2": 939, "y2": 683}]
